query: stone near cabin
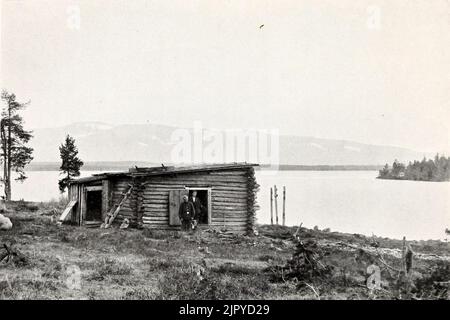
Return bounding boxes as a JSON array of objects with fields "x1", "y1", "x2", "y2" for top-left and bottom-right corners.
[
  {"x1": 0, "y1": 214, "x2": 12, "y2": 230},
  {"x1": 119, "y1": 218, "x2": 130, "y2": 229}
]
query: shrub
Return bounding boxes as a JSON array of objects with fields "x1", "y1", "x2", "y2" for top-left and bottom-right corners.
[
  {"x1": 156, "y1": 262, "x2": 270, "y2": 299},
  {"x1": 87, "y1": 258, "x2": 133, "y2": 281},
  {"x1": 413, "y1": 261, "x2": 450, "y2": 299}
]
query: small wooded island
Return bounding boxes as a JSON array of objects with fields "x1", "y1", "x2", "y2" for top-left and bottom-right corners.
[{"x1": 378, "y1": 154, "x2": 450, "y2": 182}]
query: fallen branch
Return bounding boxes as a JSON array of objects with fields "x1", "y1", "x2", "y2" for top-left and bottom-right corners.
[
  {"x1": 0, "y1": 244, "x2": 28, "y2": 266},
  {"x1": 301, "y1": 281, "x2": 320, "y2": 299},
  {"x1": 293, "y1": 222, "x2": 303, "y2": 239}
]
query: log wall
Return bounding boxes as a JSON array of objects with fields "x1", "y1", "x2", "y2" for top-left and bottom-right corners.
[
  {"x1": 109, "y1": 168, "x2": 257, "y2": 233},
  {"x1": 70, "y1": 167, "x2": 259, "y2": 233}
]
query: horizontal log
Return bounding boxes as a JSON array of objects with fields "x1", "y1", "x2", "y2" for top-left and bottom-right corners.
[
  {"x1": 212, "y1": 215, "x2": 248, "y2": 220},
  {"x1": 142, "y1": 206, "x2": 168, "y2": 211},
  {"x1": 210, "y1": 222, "x2": 247, "y2": 227},
  {"x1": 143, "y1": 212, "x2": 168, "y2": 217},
  {"x1": 141, "y1": 224, "x2": 248, "y2": 232},
  {"x1": 212, "y1": 218, "x2": 248, "y2": 223},
  {"x1": 212, "y1": 210, "x2": 248, "y2": 215},
  {"x1": 147, "y1": 179, "x2": 246, "y2": 185},
  {"x1": 145, "y1": 179, "x2": 246, "y2": 186},
  {"x1": 142, "y1": 198, "x2": 168, "y2": 202},
  {"x1": 211, "y1": 171, "x2": 248, "y2": 176},
  {"x1": 142, "y1": 225, "x2": 179, "y2": 230},
  {"x1": 143, "y1": 206, "x2": 167, "y2": 212},
  {"x1": 142, "y1": 192, "x2": 169, "y2": 197},
  {"x1": 143, "y1": 185, "x2": 185, "y2": 190},
  {"x1": 145, "y1": 185, "x2": 249, "y2": 192},
  {"x1": 212, "y1": 204, "x2": 247, "y2": 210},
  {"x1": 213, "y1": 192, "x2": 248, "y2": 197},
  {"x1": 142, "y1": 216, "x2": 169, "y2": 221},
  {"x1": 142, "y1": 199, "x2": 168, "y2": 204},
  {"x1": 211, "y1": 186, "x2": 248, "y2": 191},
  {"x1": 142, "y1": 221, "x2": 170, "y2": 226},
  {"x1": 211, "y1": 191, "x2": 248, "y2": 196},
  {"x1": 145, "y1": 174, "x2": 247, "y2": 182},
  {"x1": 212, "y1": 198, "x2": 248, "y2": 204},
  {"x1": 209, "y1": 226, "x2": 248, "y2": 231}
]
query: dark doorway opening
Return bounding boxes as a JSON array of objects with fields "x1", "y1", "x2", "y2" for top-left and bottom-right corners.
[
  {"x1": 86, "y1": 190, "x2": 102, "y2": 221},
  {"x1": 189, "y1": 189, "x2": 209, "y2": 224}
]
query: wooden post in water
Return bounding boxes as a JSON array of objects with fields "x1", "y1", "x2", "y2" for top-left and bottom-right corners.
[
  {"x1": 270, "y1": 187, "x2": 273, "y2": 225},
  {"x1": 282, "y1": 186, "x2": 286, "y2": 226},
  {"x1": 274, "y1": 185, "x2": 279, "y2": 225}
]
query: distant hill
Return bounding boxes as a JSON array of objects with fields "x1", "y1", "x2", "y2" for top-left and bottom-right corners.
[{"x1": 30, "y1": 122, "x2": 431, "y2": 166}]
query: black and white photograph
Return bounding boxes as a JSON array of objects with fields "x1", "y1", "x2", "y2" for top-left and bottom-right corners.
[{"x1": 0, "y1": 0, "x2": 449, "y2": 306}]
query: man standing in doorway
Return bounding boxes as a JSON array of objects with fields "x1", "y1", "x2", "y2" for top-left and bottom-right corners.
[
  {"x1": 179, "y1": 195, "x2": 195, "y2": 232},
  {"x1": 190, "y1": 191, "x2": 205, "y2": 226}
]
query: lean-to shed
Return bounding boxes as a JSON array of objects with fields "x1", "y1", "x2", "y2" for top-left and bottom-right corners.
[{"x1": 63, "y1": 163, "x2": 260, "y2": 234}]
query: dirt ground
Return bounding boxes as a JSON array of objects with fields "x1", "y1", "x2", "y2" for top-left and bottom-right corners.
[{"x1": 0, "y1": 201, "x2": 449, "y2": 300}]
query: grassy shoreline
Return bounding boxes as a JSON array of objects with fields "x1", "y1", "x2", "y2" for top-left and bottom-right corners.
[{"x1": 1, "y1": 201, "x2": 449, "y2": 300}]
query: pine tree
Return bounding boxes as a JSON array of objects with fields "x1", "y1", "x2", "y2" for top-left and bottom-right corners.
[
  {"x1": 59, "y1": 135, "x2": 83, "y2": 192},
  {"x1": 0, "y1": 90, "x2": 34, "y2": 201}
]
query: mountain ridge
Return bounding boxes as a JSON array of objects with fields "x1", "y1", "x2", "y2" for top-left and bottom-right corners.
[{"x1": 30, "y1": 122, "x2": 432, "y2": 166}]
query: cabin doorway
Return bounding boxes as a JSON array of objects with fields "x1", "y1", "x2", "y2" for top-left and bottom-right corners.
[
  {"x1": 187, "y1": 188, "x2": 211, "y2": 224},
  {"x1": 85, "y1": 190, "x2": 102, "y2": 221}
]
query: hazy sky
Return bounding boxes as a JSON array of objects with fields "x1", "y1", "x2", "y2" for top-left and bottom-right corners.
[{"x1": 1, "y1": 0, "x2": 449, "y2": 153}]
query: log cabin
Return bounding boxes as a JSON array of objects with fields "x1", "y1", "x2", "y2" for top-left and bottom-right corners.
[{"x1": 62, "y1": 163, "x2": 260, "y2": 234}]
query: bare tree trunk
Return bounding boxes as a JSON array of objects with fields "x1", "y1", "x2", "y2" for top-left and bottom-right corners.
[
  {"x1": 1, "y1": 122, "x2": 8, "y2": 202},
  {"x1": 6, "y1": 108, "x2": 11, "y2": 201},
  {"x1": 0, "y1": 197, "x2": 6, "y2": 211}
]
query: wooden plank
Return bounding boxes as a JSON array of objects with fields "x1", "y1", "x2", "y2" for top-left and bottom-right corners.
[
  {"x1": 80, "y1": 187, "x2": 86, "y2": 225},
  {"x1": 59, "y1": 200, "x2": 77, "y2": 222},
  {"x1": 102, "y1": 179, "x2": 112, "y2": 221},
  {"x1": 85, "y1": 186, "x2": 103, "y2": 191},
  {"x1": 169, "y1": 189, "x2": 188, "y2": 226}
]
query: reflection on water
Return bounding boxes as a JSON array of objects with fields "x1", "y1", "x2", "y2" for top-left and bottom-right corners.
[{"x1": 7, "y1": 170, "x2": 450, "y2": 240}]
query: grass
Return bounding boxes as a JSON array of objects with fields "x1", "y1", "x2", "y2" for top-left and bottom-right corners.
[{"x1": 1, "y1": 201, "x2": 449, "y2": 299}]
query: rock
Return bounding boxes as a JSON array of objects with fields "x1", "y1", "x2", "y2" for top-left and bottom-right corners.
[
  {"x1": 120, "y1": 218, "x2": 130, "y2": 229},
  {"x1": 0, "y1": 214, "x2": 12, "y2": 230}
]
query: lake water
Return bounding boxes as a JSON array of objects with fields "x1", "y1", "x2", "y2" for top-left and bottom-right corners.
[
  {"x1": 6, "y1": 170, "x2": 450, "y2": 240},
  {"x1": 256, "y1": 171, "x2": 450, "y2": 241}
]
